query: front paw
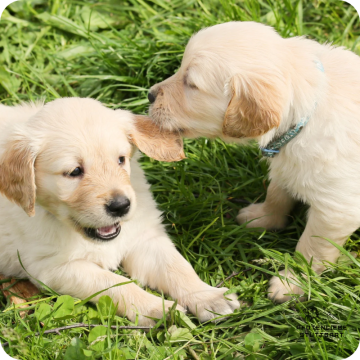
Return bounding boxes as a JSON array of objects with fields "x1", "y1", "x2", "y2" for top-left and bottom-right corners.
[
  {"x1": 237, "y1": 203, "x2": 287, "y2": 230},
  {"x1": 268, "y1": 270, "x2": 305, "y2": 303},
  {"x1": 180, "y1": 286, "x2": 241, "y2": 322},
  {"x1": 127, "y1": 295, "x2": 186, "y2": 326}
]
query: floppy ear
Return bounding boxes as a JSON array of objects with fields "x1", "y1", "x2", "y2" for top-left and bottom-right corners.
[
  {"x1": 130, "y1": 115, "x2": 185, "y2": 162},
  {"x1": 222, "y1": 73, "x2": 283, "y2": 138},
  {"x1": 0, "y1": 136, "x2": 37, "y2": 217}
]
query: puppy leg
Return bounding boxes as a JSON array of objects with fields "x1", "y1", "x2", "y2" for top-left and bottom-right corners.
[
  {"x1": 122, "y1": 236, "x2": 241, "y2": 322},
  {"x1": 237, "y1": 180, "x2": 295, "y2": 229},
  {"x1": 34, "y1": 260, "x2": 184, "y2": 326},
  {"x1": 268, "y1": 207, "x2": 358, "y2": 302}
]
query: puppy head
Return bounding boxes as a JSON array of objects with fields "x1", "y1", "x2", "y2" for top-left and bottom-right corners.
[
  {"x1": 148, "y1": 22, "x2": 288, "y2": 140},
  {"x1": 0, "y1": 98, "x2": 184, "y2": 242}
]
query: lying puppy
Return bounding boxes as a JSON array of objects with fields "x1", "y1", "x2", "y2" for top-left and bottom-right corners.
[
  {"x1": 148, "y1": 21, "x2": 360, "y2": 302},
  {"x1": 0, "y1": 98, "x2": 239, "y2": 325}
]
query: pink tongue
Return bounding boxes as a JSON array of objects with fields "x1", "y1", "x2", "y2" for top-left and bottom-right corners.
[{"x1": 97, "y1": 225, "x2": 116, "y2": 236}]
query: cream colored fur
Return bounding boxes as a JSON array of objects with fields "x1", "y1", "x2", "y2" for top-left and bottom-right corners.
[
  {"x1": 148, "y1": 21, "x2": 360, "y2": 302},
  {"x1": 0, "y1": 98, "x2": 239, "y2": 325}
]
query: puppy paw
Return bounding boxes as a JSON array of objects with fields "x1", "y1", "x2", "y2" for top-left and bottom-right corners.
[
  {"x1": 268, "y1": 270, "x2": 305, "y2": 303},
  {"x1": 128, "y1": 297, "x2": 186, "y2": 326},
  {"x1": 237, "y1": 203, "x2": 287, "y2": 230},
  {"x1": 180, "y1": 286, "x2": 241, "y2": 322}
]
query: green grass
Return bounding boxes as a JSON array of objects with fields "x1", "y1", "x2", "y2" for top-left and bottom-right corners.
[{"x1": 1, "y1": 0, "x2": 360, "y2": 359}]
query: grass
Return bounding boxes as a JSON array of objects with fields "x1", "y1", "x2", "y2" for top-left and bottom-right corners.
[{"x1": 0, "y1": 0, "x2": 360, "y2": 359}]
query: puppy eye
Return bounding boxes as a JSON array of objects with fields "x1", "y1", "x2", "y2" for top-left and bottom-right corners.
[
  {"x1": 187, "y1": 82, "x2": 198, "y2": 90},
  {"x1": 184, "y1": 76, "x2": 198, "y2": 90},
  {"x1": 118, "y1": 156, "x2": 125, "y2": 165},
  {"x1": 69, "y1": 167, "x2": 83, "y2": 177}
]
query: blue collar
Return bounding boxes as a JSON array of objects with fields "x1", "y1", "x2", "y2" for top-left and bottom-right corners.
[
  {"x1": 260, "y1": 60, "x2": 324, "y2": 158},
  {"x1": 260, "y1": 113, "x2": 312, "y2": 158}
]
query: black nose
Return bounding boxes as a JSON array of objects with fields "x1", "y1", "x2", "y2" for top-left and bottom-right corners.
[
  {"x1": 148, "y1": 91, "x2": 156, "y2": 104},
  {"x1": 106, "y1": 196, "x2": 130, "y2": 217}
]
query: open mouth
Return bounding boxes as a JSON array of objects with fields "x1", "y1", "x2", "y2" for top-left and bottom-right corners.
[{"x1": 83, "y1": 222, "x2": 121, "y2": 241}]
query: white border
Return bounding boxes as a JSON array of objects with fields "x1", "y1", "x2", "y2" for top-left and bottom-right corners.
[
  {"x1": 347, "y1": 0, "x2": 360, "y2": 15},
  {"x1": 0, "y1": 0, "x2": 16, "y2": 18},
  {"x1": 0, "y1": 9, "x2": 15, "y2": 360},
  {"x1": 0, "y1": 0, "x2": 359, "y2": 358},
  {"x1": 0, "y1": 343, "x2": 12, "y2": 360}
]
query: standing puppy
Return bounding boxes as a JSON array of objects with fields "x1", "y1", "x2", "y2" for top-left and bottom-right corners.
[
  {"x1": 148, "y1": 21, "x2": 360, "y2": 302},
  {"x1": 0, "y1": 98, "x2": 239, "y2": 325}
]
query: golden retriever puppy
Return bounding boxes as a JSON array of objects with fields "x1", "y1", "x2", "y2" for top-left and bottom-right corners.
[
  {"x1": 0, "y1": 98, "x2": 240, "y2": 325},
  {"x1": 148, "y1": 21, "x2": 360, "y2": 302}
]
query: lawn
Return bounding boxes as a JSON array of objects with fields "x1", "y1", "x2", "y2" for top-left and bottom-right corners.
[{"x1": 0, "y1": 0, "x2": 360, "y2": 359}]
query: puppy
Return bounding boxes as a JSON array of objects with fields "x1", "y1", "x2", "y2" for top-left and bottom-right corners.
[
  {"x1": 148, "y1": 21, "x2": 360, "y2": 302},
  {"x1": 0, "y1": 98, "x2": 240, "y2": 325}
]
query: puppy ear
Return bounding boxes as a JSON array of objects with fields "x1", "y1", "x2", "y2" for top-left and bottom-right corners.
[
  {"x1": 222, "y1": 73, "x2": 282, "y2": 138},
  {"x1": 0, "y1": 136, "x2": 37, "y2": 217},
  {"x1": 130, "y1": 115, "x2": 185, "y2": 162}
]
